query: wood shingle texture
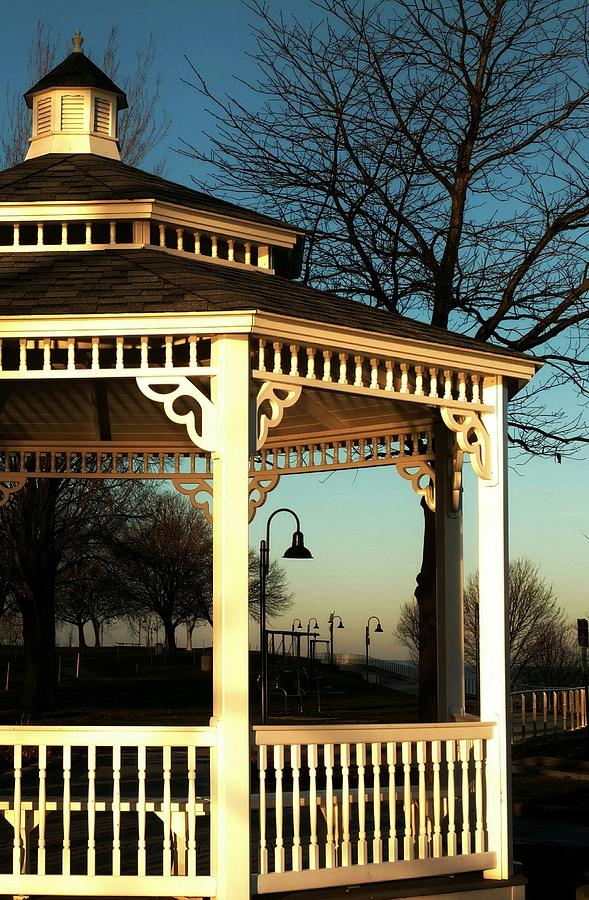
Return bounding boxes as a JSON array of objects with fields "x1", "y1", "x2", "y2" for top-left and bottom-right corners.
[
  {"x1": 0, "y1": 247, "x2": 532, "y2": 364},
  {"x1": 0, "y1": 154, "x2": 302, "y2": 232}
]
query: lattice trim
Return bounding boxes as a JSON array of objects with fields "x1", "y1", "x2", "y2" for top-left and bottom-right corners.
[
  {"x1": 256, "y1": 382, "x2": 302, "y2": 450},
  {"x1": 397, "y1": 461, "x2": 435, "y2": 511},
  {"x1": 172, "y1": 478, "x2": 213, "y2": 524},
  {"x1": 0, "y1": 477, "x2": 27, "y2": 508}
]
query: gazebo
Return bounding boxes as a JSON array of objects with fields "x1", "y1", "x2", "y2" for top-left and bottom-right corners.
[{"x1": 0, "y1": 34, "x2": 537, "y2": 900}]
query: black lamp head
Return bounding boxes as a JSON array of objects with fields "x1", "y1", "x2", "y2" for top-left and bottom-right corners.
[
  {"x1": 375, "y1": 622, "x2": 384, "y2": 633},
  {"x1": 337, "y1": 621, "x2": 345, "y2": 629},
  {"x1": 283, "y1": 529, "x2": 313, "y2": 559}
]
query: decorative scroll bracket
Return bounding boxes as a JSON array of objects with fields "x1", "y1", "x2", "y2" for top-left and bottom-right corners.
[
  {"x1": 397, "y1": 461, "x2": 435, "y2": 512},
  {"x1": 440, "y1": 408, "x2": 491, "y2": 480},
  {"x1": 249, "y1": 472, "x2": 280, "y2": 522},
  {"x1": 136, "y1": 376, "x2": 216, "y2": 452},
  {"x1": 451, "y1": 448, "x2": 464, "y2": 514},
  {"x1": 256, "y1": 382, "x2": 302, "y2": 450},
  {"x1": 172, "y1": 477, "x2": 213, "y2": 523},
  {"x1": 0, "y1": 476, "x2": 27, "y2": 508}
]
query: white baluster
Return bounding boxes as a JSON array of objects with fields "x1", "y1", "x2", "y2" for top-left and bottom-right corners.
[
  {"x1": 176, "y1": 228, "x2": 184, "y2": 251},
  {"x1": 163, "y1": 746, "x2": 172, "y2": 873},
  {"x1": 354, "y1": 356, "x2": 363, "y2": 387},
  {"x1": 165, "y1": 336, "x2": 173, "y2": 369},
  {"x1": 91, "y1": 337, "x2": 99, "y2": 371},
  {"x1": 19, "y1": 339, "x2": 27, "y2": 372},
  {"x1": 211, "y1": 234, "x2": 218, "y2": 258},
  {"x1": 245, "y1": 242, "x2": 251, "y2": 265},
  {"x1": 273, "y1": 342, "x2": 283, "y2": 374},
  {"x1": 459, "y1": 739, "x2": 470, "y2": 854},
  {"x1": 372, "y1": 742, "x2": 382, "y2": 863},
  {"x1": 159, "y1": 224, "x2": 166, "y2": 247},
  {"x1": 432, "y1": 740, "x2": 442, "y2": 858},
  {"x1": 37, "y1": 745, "x2": 47, "y2": 875},
  {"x1": 63, "y1": 745, "x2": 71, "y2": 875},
  {"x1": 291, "y1": 744, "x2": 302, "y2": 871},
  {"x1": 446, "y1": 740, "x2": 457, "y2": 856},
  {"x1": 458, "y1": 371, "x2": 467, "y2": 401},
  {"x1": 386, "y1": 741, "x2": 397, "y2": 862},
  {"x1": 84, "y1": 745, "x2": 96, "y2": 876},
  {"x1": 110, "y1": 221, "x2": 116, "y2": 244},
  {"x1": 415, "y1": 366, "x2": 424, "y2": 396},
  {"x1": 37, "y1": 222, "x2": 44, "y2": 246},
  {"x1": 43, "y1": 339, "x2": 51, "y2": 371},
  {"x1": 258, "y1": 338, "x2": 267, "y2": 371},
  {"x1": 189, "y1": 335, "x2": 198, "y2": 368},
  {"x1": 13, "y1": 745, "x2": 22, "y2": 874},
  {"x1": 400, "y1": 363, "x2": 409, "y2": 393},
  {"x1": 116, "y1": 336, "x2": 124, "y2": 371},
  {"x1": 112, "y1": 745, "x2": 121, "y2": 876},
  {"x1": 274, "y1": 744, "x2": 285, "y2": 873},
  {"x1": 13, "y1": 223, "x2": 20, "y2": 247},
  {"x1": 306, "y1": 347, "x2": 316, "y2": 379},
  {"x1": 340, "y1": 743, "x2": 351, "y2": 866},
  {"x1": 187, "y1": 744, "x2": 197, "y2": 877},
  {"x1": 324, "y1": 743, "x2": 335, "y2": 868},
  {"x1": 444, "y1": 369, "x2": 453, "y2": 400},
  {"x1": 289, "y1": 345, "x2": 299, "y2": 377},
  {"x1": 308, "y1": 744, "x2": 319, "y2": 869},
  {"x1": 370, "y1": 359, "x2": 379, "y2": 390},
  {"x1": 322, "y1": 350, "x2": 332, "y2": 382},
  {"x1": 228, "y1": 238, "x2": 235, "y2": 261},
  {"x1": 338, "y1": 353, "x2": 348, "y2": 384},
  {"x1": 532, "y1": 691, "x2": 537, "y2": 737},
  {"x1": 138, "y1": 746, "x2": 147, "y2": 876},
  {"x1": 61, "y1": 222, "x2": 68, "y2": 245},
  {"x1": 472, "y1": 373, "x2": 480, "y2": 403},
  {"x1": 385, "y1": 359, "x2": 394, "y2": 391},
  {"x1": 402, "y1": 742, "x2": 413, "y2": 859},
  {"x1": 67, "y1": 338, "x2": 75, "y2": 370},
  {"x1": 543, "y1": 691, "x2": 548, "y2": 735},
  {"x1": 429, "y1": 367, "x2": 438, "y2": 397},
  {"x1": 85, "y1": 221, "x2": 92, "y2": 245},
  {"x1": 417, "y1": 741, "x2": 427, "y2": 859},
  {"x1": 474, "y1": 739, "x2": 485, "y2": 852},
  {"x1": 140, "y1": 336, "x2": 149, "y2": 370},
  {"x1": 356, "y1": 742, "x2": 367, "y2": 865},
  {"x1": 194, "y1": 231, "x2": 201, "y2": 254}
]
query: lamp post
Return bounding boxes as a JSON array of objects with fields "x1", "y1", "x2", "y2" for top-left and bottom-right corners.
[
  {"x1": 306, "y1": 617, "x2": 320, "y2": 659},
  {"x1": 259, "y1": 509, "x2": 313, "y2": 724},
  {"x1": 365, "y1": 615, "x2": 384, "y2": 681},
  {"x1": 292, "y1": 618, "x2": 303, "y2": 633},
  {"x1": 328, "y1": 612, "x2": 344, "y2": 665}
]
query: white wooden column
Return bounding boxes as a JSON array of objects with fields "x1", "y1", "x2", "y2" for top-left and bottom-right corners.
[
  {"x1": 435, "y1": 424, "x2": 465, "y2": 721},
  {"x1": 211, "y1": 333, "x2": 252, "y2": 900},
  {"x1": 478, "y1": 376, "x2": 512, "y2": 880}
]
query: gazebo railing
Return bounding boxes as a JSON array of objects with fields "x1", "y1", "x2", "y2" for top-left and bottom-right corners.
[
  {"x1": 254, "y1": 722, "x2": 496, "y2": 893},
  {"x1": 0, "y1": 724, "x2": 215, "y2": 897},
  {"x1": 511, "y1": 687, "x2": 587, "y2": 741}
]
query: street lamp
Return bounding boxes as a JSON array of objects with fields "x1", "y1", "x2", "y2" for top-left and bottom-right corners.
[
  {"x1": 260, "y1": 509, "x2": 313, "y2": 724},
  {"x1": 292, "y1": 618, "x2": 303, "y2": 633},
  {"x1": 365, "y1": 615, "x2": 384, "y2": 680},
  {"x1": 328, "y1": 612, "x2": 344, "y2": 665},
  {"x1": 306, "y1": 617, "x2": 320, "y2": 659}
]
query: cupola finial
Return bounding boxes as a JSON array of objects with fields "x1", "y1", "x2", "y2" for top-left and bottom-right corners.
[{"x1": 71, "y1": 30, "x2": 84, "y2": 53}]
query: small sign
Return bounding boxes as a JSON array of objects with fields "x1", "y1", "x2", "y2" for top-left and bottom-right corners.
[{"x1": 578, "y1": 618, "x2": 588, "y2": 648}]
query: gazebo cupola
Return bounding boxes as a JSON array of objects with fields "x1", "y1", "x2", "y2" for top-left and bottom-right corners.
[{"x1": 24, "y1": 30, "x2": 128, "y2": 161}]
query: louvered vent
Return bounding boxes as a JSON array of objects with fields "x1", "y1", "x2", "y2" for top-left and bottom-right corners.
[
  {"x1": 60, "y1": 94, "x2": 84, "y2": 131},
  {"x1": 36, "y1": 96, "x2": 52, "y2": 135},
  {"x1": 93, "y1": 97, "x2": 111, "y2": 135}
]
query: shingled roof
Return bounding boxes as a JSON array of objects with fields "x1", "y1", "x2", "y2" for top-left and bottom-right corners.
[
  {"x1": 0, "y1": 154, "x2": 303, "y2": 235},
  {"x1": 0, "y1": 248, "x2": 534, "y2": 365},
  {"x1": 24, "y1": 51, "x2": 128, "y2": 109}
]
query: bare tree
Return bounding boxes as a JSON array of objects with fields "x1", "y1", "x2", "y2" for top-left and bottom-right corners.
[
  {"x1": 395, "y1": 558, "x2": 577, "y2": 687},
  {"x1": 0, "y1": 22, "x2": 170, "y2": 169},
  {"x1": 56, "y1": 552, "x2": 123, "y2": 648},
  {"x1": 183, "y1": 0, "x2": 589, "y2": 718}
]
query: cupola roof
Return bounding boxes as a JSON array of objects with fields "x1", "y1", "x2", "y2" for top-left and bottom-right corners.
[{"x1": 24, "y1": 32, "x2": 128, "y2": 110}]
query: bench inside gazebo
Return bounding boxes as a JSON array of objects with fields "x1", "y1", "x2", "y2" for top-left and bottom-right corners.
[{"x1": 0, "y1": 34, "x2": 537, "y2": 900}]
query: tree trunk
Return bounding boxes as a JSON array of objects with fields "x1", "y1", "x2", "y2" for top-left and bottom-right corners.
[
  {"x1": 414, "y1": 498, "x2": 437, "y2": 722},
  {"x1": 91, "y1": 617, "x2": 101, "y2": 647},
  {"x1": 77, "y1": 621, "x2": 87, "y2": 648},
  {"x1": 162, "y1": 617, "x2": 177, "y2": 651},
  {"x1": 185, "y1": 620, "x2": 194, "y2": 652},
  {"x1": 20, "y1": 581, "x2": 57, "y2": 713}
]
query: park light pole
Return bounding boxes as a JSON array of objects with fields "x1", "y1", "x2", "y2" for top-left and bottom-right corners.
[
  {"x1": 292, "y1": 618, "x2": 303, "y2": 633},
  {"x1": 365, "y1": 615, "x2": 384, "y2": 680},
  {"x1": 306, "y1": 617, "x2": 320, "y2": 659},
  {"x1": 259, "y1": 509, "x2": 313, "y2": 724},
  {"x1": 328, "y1": 612, "x2": 344, "y2": 665}
]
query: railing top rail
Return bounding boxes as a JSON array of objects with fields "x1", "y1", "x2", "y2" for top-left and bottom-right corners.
[
  {"x1": 511, "y1": 686, "x2": 585, "y2": 696},
  {"x1": 254, "y1": 720, "x2": 496, "y2": 745},
  {"x1": 0, "y1": 724, "x2": 217, "y2": 747}
]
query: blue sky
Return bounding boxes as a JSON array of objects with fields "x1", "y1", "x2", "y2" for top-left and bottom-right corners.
[{"x1": 2, "y1": 1, "x2": 588, "y2": 657}]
